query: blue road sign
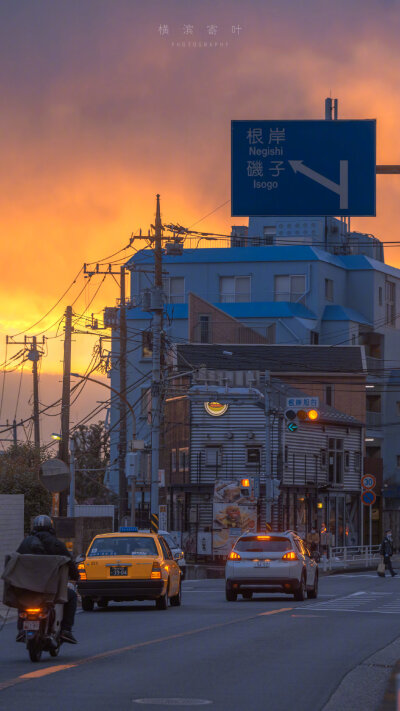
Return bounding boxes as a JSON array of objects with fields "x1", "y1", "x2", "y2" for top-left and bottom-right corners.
[
  {"x1": 361, "y1": 490, "x2": 376, "y2": 506},
  {"x1": 231, "y1": 120, "x2": 376, "y2": 216},
  {"x1": 287, "y1": 422, "x2": 298, "y2": 433}
]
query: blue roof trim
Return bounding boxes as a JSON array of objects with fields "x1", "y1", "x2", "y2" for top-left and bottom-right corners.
[
  {"x1": 126, "y1": 301, "x2": 315, "y2": 321},
  {"x1": 127, "y1": 246, "x2": 345, "y2": 268},
  {"x1": 216, "y1": 301, "x2": 316, "y2": 319},
  {"x1": 127, "y1": 304, "x2": 188, "y2": 320},
  {"x1": 127, "y1": 246, "x2": 400, "y2": 278},
  {"x1": 322, "y1": 305, "x2": 371, "y2": 325}
]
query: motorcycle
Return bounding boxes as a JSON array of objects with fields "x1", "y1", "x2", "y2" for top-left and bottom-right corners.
[{"x1": 19, "y1": 601, "x2": 64, "y2": 662}]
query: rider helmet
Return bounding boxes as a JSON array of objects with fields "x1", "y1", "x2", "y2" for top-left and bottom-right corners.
[{"x1": 32, "y1": 514, "x2": 55, "y2": 533}]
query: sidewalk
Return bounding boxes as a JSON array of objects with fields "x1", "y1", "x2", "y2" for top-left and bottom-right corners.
[
  {"x1": 185, "y1": 556, "x2": 400, "y2": 580},
  {"x1": 323, "y1": 636, "x2": 400, "y2": 711}
]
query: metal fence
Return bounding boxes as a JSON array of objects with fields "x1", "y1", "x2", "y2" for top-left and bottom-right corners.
[{"x1": 321, "y1": 545, "x2": 381, "y2": 571}]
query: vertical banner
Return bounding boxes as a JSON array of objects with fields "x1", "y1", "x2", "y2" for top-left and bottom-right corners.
[
  {"x1": 158, "y1": 504, "x2": 168, "y2": 531},
  {"x1": 213, "y1": 480, "x2": 257, "y2": 556}
]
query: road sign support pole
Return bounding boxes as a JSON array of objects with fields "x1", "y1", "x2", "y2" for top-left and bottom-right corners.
[{"x1": 369, "y1": 504, "x2": 372, "y2": 551}]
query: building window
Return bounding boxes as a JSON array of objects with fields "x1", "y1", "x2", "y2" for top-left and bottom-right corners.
[
  {"x1": 262, "y1": 226, "x2": 275, "y2": 245},
  {"x1": 178, "y1": 447, "x2": 189, "y2": 472},
  {"x1": 325, "y1": 385, "x2": 334, "y2": 407},
  {"x1": 310, "y1": 331, "x2": 319, "y2": 345},
  {"x1": 328, "y1": 438, "x2": 344, "y2": 483},
  {"x1": 354, "y1": 452, "x2": 361, "y2": 471},
  {"x1": 378, "y1": 286, "x2": 383, "y2": 306},
  {"x1": 205, "y1": 446, "x2": 222, "y2": 467},
  {"x1": 199, "y1": 315, "x2": 211, "y2": 343},
  {"x1": 344, "y1": 451, "x2": 350, "y2": 470},
  {"x1": 142, "y1": 331, "x2": 152, "y2": 358},
  {"x1": 320, "y1": 449, "x2": 327, "y2": 469},
  {"x1": 246, "y1": 448, "x2": 261, "y2": 465},
  {"x1": 219, "y1": 276, "x2": 251, "y2": 303},
  {"x1": 385, "y1": 280, "x2": 396, "y2": 327},
  {"x1": 274, "y1": 274, "x2": 306, "y2": 303},
  {"x1": 325, "y1": 278, "x2": 334, "y2": 302},
  {"x1": 163, "y1": 276, "x2": 185, "y2": 304},
  {"x1": 397, "y1": 455, "x2": 400, "y2": 468},
  {"x1": 265, "y1": 323, "x2": 276, "y2": 344},
  {"x1": 171, "y1": 449, "x2": 177, "y2": 473},
  {"x1": 396, "y1": 401, "x2": 400, "y2": 416},
  {"x1": 284, "y1": 445, "x2": 288, "y2": 465}
]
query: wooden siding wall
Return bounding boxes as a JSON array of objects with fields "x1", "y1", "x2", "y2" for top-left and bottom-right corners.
[
  {"x1": 190, "y1": 401, "x2": 363, "y2": 492},
  {"x1": 283, "y1": 423, "x2": 363, "y2": 491}
]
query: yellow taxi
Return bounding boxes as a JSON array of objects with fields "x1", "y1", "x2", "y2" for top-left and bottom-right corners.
[{"x1": 76, "y1": 528, "x2": 182, "y2": 611}]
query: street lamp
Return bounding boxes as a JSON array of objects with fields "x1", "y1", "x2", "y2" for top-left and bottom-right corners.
[{"x1": 71, "y1": 372, "x2": 136, "y2": 525}]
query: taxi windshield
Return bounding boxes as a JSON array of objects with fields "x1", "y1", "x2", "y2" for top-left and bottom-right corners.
[{"x1": 88, "y1": 536, "x2": 158, "y2": 557}]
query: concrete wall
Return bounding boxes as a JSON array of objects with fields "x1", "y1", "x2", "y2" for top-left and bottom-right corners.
[{"x1": 0, "y1": 494, "x2": 24, "y2": 616}]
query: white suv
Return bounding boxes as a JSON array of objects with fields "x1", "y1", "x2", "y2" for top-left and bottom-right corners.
[{"x1": 225, "y1": 531, "x2": 318, "y2": 601}]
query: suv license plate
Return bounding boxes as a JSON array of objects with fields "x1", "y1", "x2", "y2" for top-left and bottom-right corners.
[
  {"x1": 255, "y1": 561, "x2": 270, "y2": 568},
  {"x1": 23, "y1": 621, "x2": 40, "y2": 630},
  {"x1": 110, "y1": 566, "x2": 128, "y2": 576}
]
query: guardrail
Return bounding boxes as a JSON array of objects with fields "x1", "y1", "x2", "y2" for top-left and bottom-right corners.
[{"x1": 321, "y1": 545, "x2": 381, "y2": 572}]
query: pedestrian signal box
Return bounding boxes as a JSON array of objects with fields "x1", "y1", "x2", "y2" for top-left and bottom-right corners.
[{"x1": 240, "y1": 478, "x2": 251, "y2": 496}]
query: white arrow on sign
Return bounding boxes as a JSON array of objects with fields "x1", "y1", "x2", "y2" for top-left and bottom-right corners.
[{"x1": 289, "y1": 160, "x2": 348, "y2": 210}]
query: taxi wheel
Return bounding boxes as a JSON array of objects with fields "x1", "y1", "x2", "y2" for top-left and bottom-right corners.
[
  {"x1": 155, "y1": 586, "x2": 169, "y2": 610},
  {"x1": 170, "y1": 581, "x2": 182, "y2": 607},
  {"x1": 81, "y1": 597, "x2": 94, "y2": 612}
]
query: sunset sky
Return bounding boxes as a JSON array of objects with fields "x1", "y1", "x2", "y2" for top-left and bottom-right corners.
[{"x1": 1, "y1": 0, "x2": 400, "y2": 443}]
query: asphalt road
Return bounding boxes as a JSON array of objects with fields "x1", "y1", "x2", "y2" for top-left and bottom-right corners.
[{"x1": 1, "y1": 573, "x2": 400, "y2": 711}]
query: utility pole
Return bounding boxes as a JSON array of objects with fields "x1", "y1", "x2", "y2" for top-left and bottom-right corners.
[
  {"x1": 6, "y1": 335, "x2": 44, "y2": 452},
  {"x1": 31, "y1": 336, "x2": 40, "y2": 450},
  {"x1": 82, "y1": 263, "x2": 132, "y2": 525},
  {"x1": 59, "y1": 306, "x2": 72, "y2": 516},
  {"x1": 150, "y1": 194, "x2": 164, "y2": 534},
  {"x1": 118, "y1": 266, "x2": 128, "y2": 525},
  {"x1": 264, "y1": 370, "x2": 273, "y2": 530}
]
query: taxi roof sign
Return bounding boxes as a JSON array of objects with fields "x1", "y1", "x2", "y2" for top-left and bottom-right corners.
[{"x1": 119, "y1": 526, "x2": 138, "y2": 532}]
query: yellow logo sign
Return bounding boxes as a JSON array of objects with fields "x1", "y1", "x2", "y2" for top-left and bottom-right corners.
[{"x1": 204, "y1": 402, "x2": 228, "y2": 417}]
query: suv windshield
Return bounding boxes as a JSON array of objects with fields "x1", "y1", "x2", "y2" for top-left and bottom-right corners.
[
  {"x1": 163, "y1": 535, "x2": 178, "y2": 550},
  {"x1": 88, "y1": 536, "x2": 158, "y2": 557},
  {"x1": 235, "y1": 536, "x2": 292, "y2": 553}
]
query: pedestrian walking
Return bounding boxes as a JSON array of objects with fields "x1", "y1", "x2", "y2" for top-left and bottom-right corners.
[{"x1": 379, "y1": 530, "x2": 397, "y2": 577}]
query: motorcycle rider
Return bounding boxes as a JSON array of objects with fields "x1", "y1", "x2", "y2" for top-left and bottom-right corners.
[{"x1": 16, "y1": 514, "x2": 79, "y2": 644}]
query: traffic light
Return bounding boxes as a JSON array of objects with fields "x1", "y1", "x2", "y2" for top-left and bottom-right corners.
[{"x1": 284, "y1": 408, "x2": 319, "y2": 425}]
